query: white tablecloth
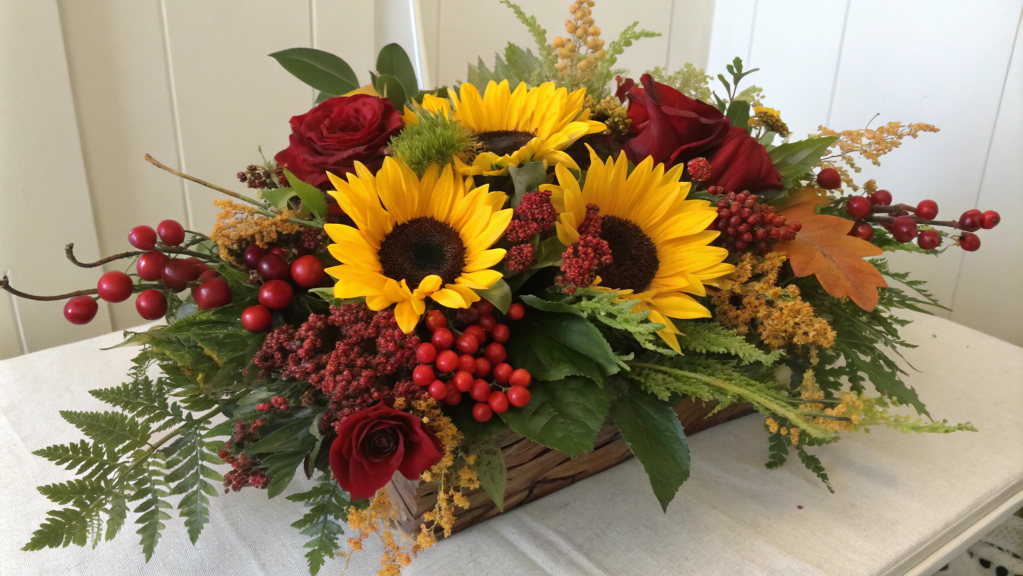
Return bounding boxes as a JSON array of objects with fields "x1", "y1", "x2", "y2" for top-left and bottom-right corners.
[{"x1": 1, "y1": 312, "x2": 1021, "y2": 576}]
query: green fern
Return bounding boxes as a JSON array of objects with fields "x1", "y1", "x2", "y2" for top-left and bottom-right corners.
[
  {"x1": 589, "y1": 22, "x2": 661, "y2": 98},
  {"x1": 33, "y1": 440, "x2": 120, "y2": 480},
  {"x1": 288, "y1": 472, "x2": 352, "y2": 575},
  {"x1": 59, "y1": 411, "x2": 152, "y2": 452},
  {"x1": 163, "y1": 424, "x2": 221, "y2": 544},
  {"x1": 795, "y1": 445, "x2": 833, "y2": 493},
  {"x1": 765, "y1": 431, "x2": 789, "y2": 469},
  {"x1": 498, "y1": 1, "x2": 558, "y2": 83},
  {"x1": 131, "y1": 454, "x2": 171, "y2": 561},
  {"x1": 675, "y1": 320, "x2": 783, "y2": 366}
]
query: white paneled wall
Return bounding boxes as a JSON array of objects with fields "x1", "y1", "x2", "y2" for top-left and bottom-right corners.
[{"x1": 0, "y1": 0, "x2": 1020, "y2": 359}]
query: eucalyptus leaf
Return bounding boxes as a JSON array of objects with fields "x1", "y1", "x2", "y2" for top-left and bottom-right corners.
[
  {"x1": 282, "y1": 169, "x2": 328, "y2": 219},
  {"x1": 315, "y1": 91, "x2": 337, "y2": 103},
  {"x1": 508, "y1": 161, "x2": 548, "y2": 207},
  {"x1": 726, "y1": 99, "x2": 750, "y2": 132},
  {"x1": 376, "y1": 43, "x2": 419, "y2": 95},
  {"x1": 499, "y1": 376, "x2": 608, "y2": 458},
  {"x1": 473, "y1": 440, "x2": 507, "y2": 511},
  {"x1": 373, "y1": 73, "x2": 407, "y2": 110},
  {"x1": 477, "y1": 279, "x2": 511, "y2": 314},
  {"x1": 269, "y1": 48, "x2": 359, "y2": 95}
]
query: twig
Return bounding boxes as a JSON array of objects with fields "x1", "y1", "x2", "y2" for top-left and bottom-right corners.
[
  {"x1": 65, "y1": 242, "x2": 219, "y2": 268},
  {"x1": 185, "y1": 229, "x2": 213, "y2": 242},
  {"x1": 1, "y1": 275, "x2": 98, "y2": 301},
  {"x1": 144, "y1": 153, "x2": 270, "y2": 211}
]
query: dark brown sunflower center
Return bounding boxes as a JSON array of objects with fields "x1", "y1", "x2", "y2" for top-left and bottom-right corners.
[
  {"x1": 597, "y1": 216, "x2": 659, "y2": 293},
  {"x1": 363, "y1": 427, "x2": 400, "y2": 461},
  {"x1": 475, "y1": 130, "x2": 534, "y2": 156},
  {"x1": 378, "y1": 217, "x2": 466, "y2": 287}
]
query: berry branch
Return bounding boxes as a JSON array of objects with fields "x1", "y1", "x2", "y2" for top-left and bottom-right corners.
[
  {"x1": 0, "y1": 275, "x2": 98, "y2": 301},
  {"x1": 64, "y1": 243, "x2": 221, "y2": 268}
]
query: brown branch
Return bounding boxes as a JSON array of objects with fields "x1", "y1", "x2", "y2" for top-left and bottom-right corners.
[
  {"x1": 865, "y1": 215, "x2": 959, "y2": 228},
  {"x1": 64, "y1": 243, "x2": 218, "y2": 268},
  {"x1": 1, "y1": 275, "x2": 98, "y2": 301},
  {"x1": 144, "y1": 154, "x2": 271, "y2": 211}
]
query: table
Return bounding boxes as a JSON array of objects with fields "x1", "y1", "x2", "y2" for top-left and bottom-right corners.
[{"x1": 1, "y1": 312, "x2": 1021, "y2": 575}]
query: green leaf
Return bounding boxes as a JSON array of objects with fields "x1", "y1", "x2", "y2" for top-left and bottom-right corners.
[
  {"x1": 373, "y1": 73, "x2": 407, "y2": 110},
  {"x1": 376, "y1": 43, "x2": 418, "y2": 94},
  {"x1": 532, "y1": 236, "x2": 566, "y2": 269},
  {"x1": 33, "y1": 440, "x2": 120, "y2": 480},
  {"x1": 315, "y1": 91, "x2": 336, "y2": 104},
  {"x1": 473, "y1": 440, "x2": 507, "y2": 511},
  {"x1": 508, "y1": 161, "x2": 548, "y2": 207},
  {"x1": 499, "y1": 376, "x2": 609, "y2": 458},
  {"x1": 261, "y1": 187, "x2": 297, "y2": 210},
  {"x1": 837, "y1": 341, "x2": 928, "y2": 417},
  {"x1": 288, "y1": 472, "x2": 351, "y2": 575},
  {"x1": 504, "y1": 312, "x2": 615, "y2": 384},
  {"x1": 517, "y1": 299, "x2": 623, "y2": 373},
  {"x1": 608, "y1": 377, "x2": 690, "y2": 511},
  {"x1": 269, "y1": 48, "x2": 359, "y2": 95},
  {"x1": 246, "y1": 416, "x2": 316, "y2": 454},
  {"x1": 444, "y1": 401, "x2": 509, "y2": 443},
  {"x1": 768, "y1": 136, "x2": 839, "y2": 187},
  {"x1": 283, "y1": 169, "x2": 328, "y2": 219},
  {"x1": 674, "y1": 320, "x2": 782, "y2": 365},
  {"x1": 60, "y1": 411, "x2": 151, "y2": 451},
  {"x1": 725, "y1": 99, "x2": 750, "y2": 132},
  {"x1": 477, "y1": 279, "x2": 511, "y2": 314},
  {"x1": 262, "y1": 440, "x2": 316, "y2": 498}
]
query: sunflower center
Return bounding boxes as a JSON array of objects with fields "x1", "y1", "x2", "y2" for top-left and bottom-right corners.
[
  {"x1": 475, "y1": 130, "x2": 534, "y2": 156},
  {"x1": 597, "y1": 216, "x2": 659, "y2": 293},
  {"x1": 363, "y1": 427, "x2": 400, "y2": 461},
  {"x1": 378, "y1": 217, "x2": 466, "y2": 287}
]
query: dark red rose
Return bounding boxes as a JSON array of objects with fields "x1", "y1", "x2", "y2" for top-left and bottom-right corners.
[
  {"x1": 328, "y1": 403, "x2": 442, "y2": 500},
  {"x1": 616, "y1": 74, "x2": 781, "y2": 192},
  {"x1": 274, "y1": 94, "x2": 404, "y2": 190}
]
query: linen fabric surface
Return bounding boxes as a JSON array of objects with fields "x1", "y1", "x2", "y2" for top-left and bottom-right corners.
[{"x1": 1, "y1": 311, "x2": 1021, "y2": 576}]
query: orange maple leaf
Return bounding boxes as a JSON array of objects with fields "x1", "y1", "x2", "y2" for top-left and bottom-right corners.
[{"x1": 773, "y1": 190, "x2": 887, "y2": 311}]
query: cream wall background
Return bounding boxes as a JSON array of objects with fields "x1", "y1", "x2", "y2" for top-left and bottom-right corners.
[{"x1": 0, "y1": 0, "x2": 1020, "y2": 360}]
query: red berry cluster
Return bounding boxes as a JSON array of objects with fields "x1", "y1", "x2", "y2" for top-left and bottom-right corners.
[
  {"x1": 239, "y1": 243, "x2": 326, "y2": 332},
  {"x1": 845, "y1": 189, "x2": 1000, "y2": 252},
  {"x1": 255, "y1": 395, "x2": 290, "y2": 413},
  {"x1": 414, "y1": 301, "x2": 531, "y2": 423},
  {"x1": 686, "y1": 157, "x2": 712, "y2": 182},
  {"x1": 503, "y1": 190, "x2": 557, "y2": 272},
  {"x1": 218, "y1": 419, "x2": 269, "y2": 492},
  {"x1": 558, "y1": 204, "x2": 612, "y2": 293},
  {"x1": 708, "y1": 188, "x2": 802, "y2": 254},
  {"x1": 236, "y1": 164, "x2": 289, "y2": 190}
]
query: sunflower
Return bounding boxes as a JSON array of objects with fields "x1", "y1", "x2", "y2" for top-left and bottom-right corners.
[
  {"x1": 543, "y1": 148, "x2": 735, "y2": 352},
  {"x1": 324, "y1": 158, "x2": 513, "y2": 333}
]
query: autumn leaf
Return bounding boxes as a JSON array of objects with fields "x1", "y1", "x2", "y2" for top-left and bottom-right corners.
[{"x1": 773, "y1": 191, "x2": 887, "y2": 311}]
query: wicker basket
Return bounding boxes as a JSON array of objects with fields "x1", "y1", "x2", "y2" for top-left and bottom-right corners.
[{"x1": 386, "y1": 399, "x2": 754, "y2": 535}]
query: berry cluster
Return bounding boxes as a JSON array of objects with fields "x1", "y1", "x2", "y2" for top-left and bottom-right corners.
[
  {"x1": 218, "y1": 419, "x2": 269, "y2": 492},
  {"x1": 236, "y1": 164, "x2": 289, "y2": 190},
  {"x1": 708, "y1": 188, "x2": 802, "y2": 254},
  {"x1": 844, "y1": 189, "x2": 1000, "y2": 252},
  {"x1": 414, "y1": 301, "x2": 531, "y2": 423},
  {"x1": 558, "y1": 204, "x2": 612, "y2": 293},
  {"x1": 503, "y1": 191, "x2": 557, "y2": 273},
  {"x1": 686, "y1": 157, "x2": 712, "y2": 182},
  {"x1": 239, "y1": 243, "x2": 326, "y2": 331}
]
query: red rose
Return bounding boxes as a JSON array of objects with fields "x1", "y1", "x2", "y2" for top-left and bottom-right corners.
[
  {"x1": 328, "y1": 403, "x2": 442, "y2": 500},
  {"x1": 274, "y1": 94, "x2": 404, "y2": 190},
  {"x1": 616, "y1": 74, "x2": 781, "y2": 192}
]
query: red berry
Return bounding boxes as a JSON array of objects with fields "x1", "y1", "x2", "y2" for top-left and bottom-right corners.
[
  {"x1": 97, "y1": 271, "x2": 133, "y2": 303},
  {"x1": 243, "y1": 245, "x2": 268, "y2": 269},
  {"x1": 817, "y1": 168, "x2": 842, "y2": 190},
  {"x1": 488, "y1": 390, "x2": 509, "y2": 414},
  {"x1": 493, "y1": 363, "x2": 513, "y2": 385},
  {"x1": 432, "y1": 328, "x2": 454, "y2": 350},
  {"x1": 959, "y1": 232, "x2": 981, "y2": 252},
  {"x1": 958, "y1": 209, "x2": 982, "y2": 232},
  {"x1": 453, "y1": 371, "x2": 474, "y2": 392},
  {"x1": 871, "y1": 190, "x2": 893, "y2": 206},
  {"x1": 917, "y1": 229, "x2": 941, "y2": 250},
  {"x1": 186, "y1": 257, "x2": 210, "y2": 276},
  {"x1": 415, "y1": 342, "x2": 437, "y2": 364},
  {"x1": 269, "y1": 245, "x2": 289, "y2": 260},
  {"x1": 509, "y1": 368, "x2": 532, "y2": 388},
  {"x1": 425, "y1": 310, "x2": 448, "y2": 331},
  {"x1": 457, "y1": 354, "x2": 476, "y2": 373},
  {"x1": 846, "y1": 197, "x2": 872, "y2": 219},
  {"x1": 198, "y1": 269, "x2": 220, "y2": 281},
  {"x1": 428, "y1": 380, "x2": 448, "y2": 401},
  {"x1": 507, "y1": 385, "x2": 531, "y2": 408},
  {"x1": 157, "y1": 219, "x2": 185, "y2": 246},
  {"x1": 463, "y1": 324, "x2": 487, "y2": 344},
  {"x1": 981, "y1": 210, "x2": 1000, "y2": 229},
  {"x1": 435, "y1": 350, "x2": 459, "y2": 372},
  {"x1": 491, "y1": 324, "x2": 510, "y2": 343},
  {"x1": 128, "y1": 225, "x2": 157, "y2": 250},
  {"x1": 891, "y1": 216, "x2": 918, "y2": 243},
  {"x1": 507, "y1": 303, "x2": 525, "y2": 321},
  {"x1": 456, "y1": 333, "x2": 479, "y2": 355},
  {"x1": 241, "y1": 304, "x2": 273, "y2": 331},
  {"x1": 257, "y1": 253, "x2": 290, "y2": 281},
  {"x1": 258, "y1": 279, "x2": 293, "y2": 309},
  {"x1": 472, "y1": 402, "x2": 493, "y2": 423},
  {"x1": 192, "y1": 278, "x2": 233, "y2": 310},
  {"x1": 134, "y1": 289, "x2": 167, "y2": 321},
  {"x1": 850, "y1": 221, "x2": 874, "y2": 241},
  {"x1": 916, "y1": 200, "x2": 939, "y2": 220},
  {"x1": 474, "y1": 357, "x2": 492, "y2": 378},
  {"x1": 290, "y1": 255, "x2": 325, "y2": 288},
  {"x1": 64, "y1": 295, "x2": 99, "y2": 325},
  {"x1": 478, "y1": 314, "x2": 497, "y2": 332},
  {"x1": 161, "y1": 258, "x2": 198, "y2": 292},
  {"x1": 470, "y1": 380, "x2": 492, "y2": 403},
  {"x1": 413, "y1": 365, "x2": 436, "y2": 386},
  {"x1": 473, "y1": 300, "x2": 495, "y2": 315},
  {"x1": 457, "y1": 307, "x2": 480, "y2": 325},
  {"x1": 484, "y1": 342, "x2": 507, "y2": 365},
  {"x1": 136, "y1": 250, "x2": 168, "y2": 281},
  {"x1": 444, "y1": 383, "x2": 462, "y2": 405}
]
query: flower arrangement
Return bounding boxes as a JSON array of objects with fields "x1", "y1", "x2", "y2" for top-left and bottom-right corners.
[{"x1": 6, "y1": 1, "x2": 1001, "y2": 574}]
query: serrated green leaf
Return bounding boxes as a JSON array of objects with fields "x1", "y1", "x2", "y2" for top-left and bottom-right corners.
[
  {"x1": 288, "y1": 472, "x2": 351, "y2": 575},
  {"x1": 376, "y1": 43, "x2": 418, "y2": 95},
  {"x1": 473, "y1": 440, "x2": 506, "y2": 511},
  {"x1": 283, "y1": 169, "x2": 328, "y2": 219},
  {"x1": 499, "y1": 376, "x2": 608, "y2": 458},
  {"x1": 504, "y1": 313, "x2": 607, "y2": 384},
  {"x1": 261, "y1": 187, "x2": 297, "y2": 210},
  {"x1": 510, "y1": 304, "x2": 623, "y2": 377},
  {"x1": 33, "y1": 440, "x2": 120, "y2": 479},
  {"x1": 270, "y1": 48, "x2": 359, "y2": 95},
  {"x1": 477, "y1": 279, "x2": 511, "y2": 314},
  {"x1": 508, "y1": 161, "x2": 548, "y2": 207},
  {"x1": 768, "y1": 136, "x2": 839, "y2": 186},
  {"x1": 608, "y1": 376, "x2": 690, "y2": 511}
]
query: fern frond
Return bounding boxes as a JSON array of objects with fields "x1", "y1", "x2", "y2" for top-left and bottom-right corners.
[
  {"x1": 33, "y1": 440, "x2": 120, "y2": 479},
  {"x1": 60, "y1": 411, "x2": 151, "y2": 451},
  {"x1": 288, "y1": 472, "x2": 352, "y2": 576},
  {"x1": 164, "y1": 424, "x2": 221, "y2": 544}
]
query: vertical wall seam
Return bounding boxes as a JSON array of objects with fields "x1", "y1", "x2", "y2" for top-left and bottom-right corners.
[
  {"x1": 745, "y1": 0, "x2": 759, "y2": 64},
  {"x1": 310, "y1": 0, "x2": 318, "y2": 103},
  {"x1": 6, "y1": 272, "x2": 29, "y2": 355},
  {"x1": 434, "y1": 0, "x2": 443, "y2": 88},
  {"x1": 157, "y1": 0, "x2": 192, "y2": 230},
  {"x1": 824, "y1": 0, "x2": 852, "y2": 127},
  {"x1": 664, "y1": 0, "x2": 676, "y2": 69},
  {"x1": 949, "y1": 7, "x2": 1023, "y2": 313}
]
